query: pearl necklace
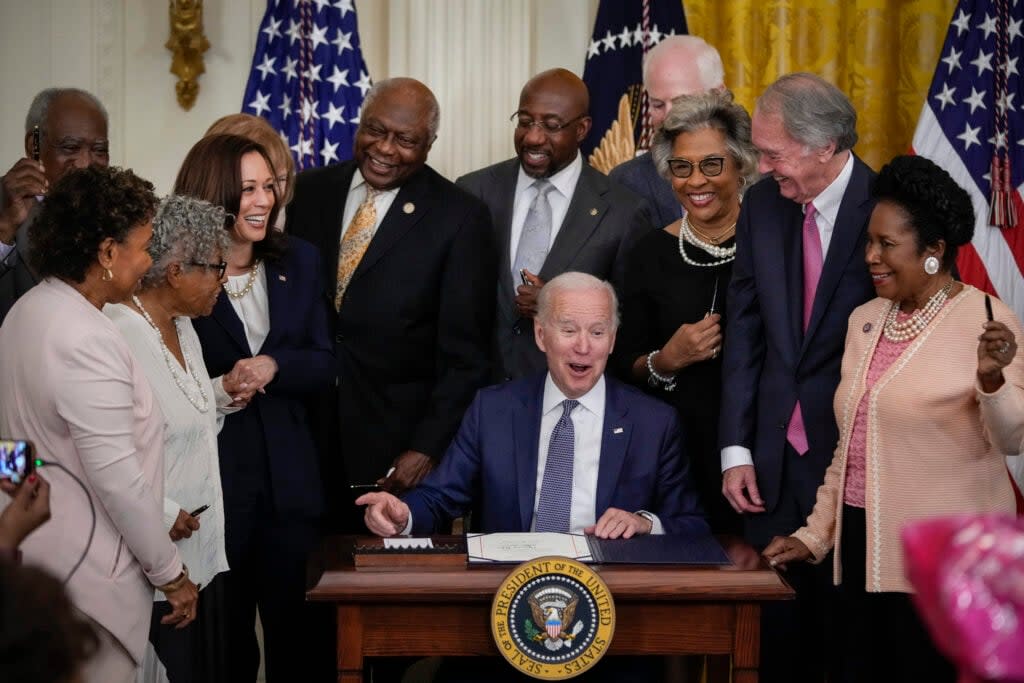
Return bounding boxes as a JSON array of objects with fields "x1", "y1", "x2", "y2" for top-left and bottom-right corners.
[
  {"x1": 678, "y1": 213, "x2": 737, "y2": 267},
  {"x1": 225, "y1": 259, "x2": 262, "y2": 299},
  {"x1": 132, "y1": 295, "x2": 210, "y2": 413},
  {"x1": 882, "y1": 280, "x2": 954, "y2": 342}
]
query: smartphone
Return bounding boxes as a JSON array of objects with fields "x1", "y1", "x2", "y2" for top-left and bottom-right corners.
[
  {"x1": 189, "y1": 504, "x2": 210, "y2": 517},
  {"x1": 0, "y1": 440, "x2": 35, "y2": 485},
  {"x1": 31, "y1": 126, "x2": 41, "y2": 162}
]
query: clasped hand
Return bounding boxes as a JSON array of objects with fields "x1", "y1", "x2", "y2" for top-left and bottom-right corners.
[
  {"x1": 514, "y1": 269, "x2": 546, "y2": 318},
  {"x1": 0, "y1": 159, "x2": 48, "y2": 244},
  {"x1": 221, "y1": 354, "x2": 278, "y2": 406}
]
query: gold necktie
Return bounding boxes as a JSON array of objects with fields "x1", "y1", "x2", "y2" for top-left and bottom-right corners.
[{"x1": 335, "y1": 188, "x2": 379, "y2": 309}]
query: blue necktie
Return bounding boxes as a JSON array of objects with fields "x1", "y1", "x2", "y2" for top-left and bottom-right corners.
[
  {"x1": 512, "y1": 179, "x2": 555, "y2": 289},
  {"x1": 535, "y1": 399, "x2": 579, "y2": 532}
]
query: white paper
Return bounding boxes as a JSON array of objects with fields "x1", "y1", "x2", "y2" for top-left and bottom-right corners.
[
  {"x1": 382, "y1": 537, "x2": 434, "y2": 549},
  {"x1": 466, "y1": 532, "x2": 593, "y2": 563}
]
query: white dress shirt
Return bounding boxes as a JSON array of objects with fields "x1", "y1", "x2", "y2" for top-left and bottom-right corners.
[
  {"x1": 226, "y1": 266, "x2": 270, "y2": 354},
  {"x1": 509, "y1": 153, "x2": 583, "y2": 279},
  {"x1": 721, "y1": 151, "x2": 856, "y2": 473},
  {"x1": 340, "y1": 170, "x2": 400, "y2": 242}
]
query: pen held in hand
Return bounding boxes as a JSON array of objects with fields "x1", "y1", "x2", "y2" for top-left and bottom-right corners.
[{"x1": 985, "y1": 294, "x2": 994, "y2": 322}]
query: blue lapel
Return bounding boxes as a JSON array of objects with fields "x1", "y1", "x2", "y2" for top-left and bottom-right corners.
[
  {"x1": 514, "y1": 374, "x2": 546, "y2": 531},
  {"x1": 594, "y1": 379, "x2": 630, "y2": 517},
  {"x1": 209, "y1": 289, "x2": 250, "y2": 355},
  {"x1": 261, "y1": 258, "x2": 289, "y2": 351}
]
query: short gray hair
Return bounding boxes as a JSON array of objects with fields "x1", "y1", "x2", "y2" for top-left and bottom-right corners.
[
  {"x1": 643, "y1": 35, "x2": 724, "y2": 92},
  {"x1": 362, "y1": 77, "x2": 440, "y2": 140},
  {"x1": 537, "y1": 272, "x2": 619, "y2": 329},
  {"x1": 143, "y1": 195, "x2": 232, "y2": 289},
  {"x1": 25, "y1": 88, "x2": 109, "y2": 134},
  {"x1": 651, "y1": 89, "x2": 759, "y2": 192},
  {"x1": 756, "y1": 73, "x2": 858, "y2": 152}
]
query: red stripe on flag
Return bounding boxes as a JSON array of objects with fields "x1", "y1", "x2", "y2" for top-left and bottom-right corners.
[{"x1": 955, "y1": 243, "x2": 997, "y2": 296}]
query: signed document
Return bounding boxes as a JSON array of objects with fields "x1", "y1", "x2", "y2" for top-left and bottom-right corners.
[
  {"x1": 466, "y1": 532, "x2": 731, "y2": 565},
  {"x1": 467, "y1": 533, "x2": 594, "y2": 563}
]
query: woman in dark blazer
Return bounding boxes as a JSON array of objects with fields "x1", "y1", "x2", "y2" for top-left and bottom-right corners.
[{"x1": 173, "y1": 134, "x2": 334, "y2": 683}]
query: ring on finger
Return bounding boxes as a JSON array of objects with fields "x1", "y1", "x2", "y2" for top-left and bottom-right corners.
[{"x1": 1000, "y1": 341, "x2": 1011, "y2": 354}]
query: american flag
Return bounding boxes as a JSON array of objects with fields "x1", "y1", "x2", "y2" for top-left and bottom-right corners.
[
  {"x1": 912, "y1": 0, "x2": 1023, "y2": 318},
  {"x1": 241, "y1": 0, "x2": 371, "y2": 171},
  {"x1": 581, "y1": 0, "x2": 688, "y2": 162}
]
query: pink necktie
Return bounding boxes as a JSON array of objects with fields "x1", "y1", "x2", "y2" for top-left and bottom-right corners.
[{"x1": 787, "y1": 204, "x2": 822, "y2": 456}]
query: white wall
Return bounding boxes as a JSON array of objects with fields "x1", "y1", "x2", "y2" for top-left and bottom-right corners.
[{"x1": 0, "y1": 0, "x2": 597, "y2": 195}]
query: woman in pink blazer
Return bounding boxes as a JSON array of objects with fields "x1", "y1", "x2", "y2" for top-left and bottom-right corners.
[
  {"x1": 763, "y1": 155, "x2": 1024, "y2": 683},
  {"x1": 0, "y1": 166, "x2": 198, "y2": 683}
]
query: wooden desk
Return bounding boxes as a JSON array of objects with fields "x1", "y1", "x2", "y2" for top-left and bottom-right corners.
[{"x1": 307, "y1": 536, "x2": 793, "y2": 683}]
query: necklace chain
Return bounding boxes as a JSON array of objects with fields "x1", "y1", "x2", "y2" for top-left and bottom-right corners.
[
  {"x1": 678, "y1": 214, "x2": 737, "y2": 267},
  {"x1": 225, "y1": 260, "x2": 262, "y2": 299},
  {"x1": 882, "y1": 280, "x2": 954, "y2": 342},
  {"x1": 132, "y1": 295, "x2": 210, "y2": 413}
]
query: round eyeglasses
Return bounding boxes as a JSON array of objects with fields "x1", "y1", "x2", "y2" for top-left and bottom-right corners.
[
  {"x1": 190, "y1": 261, "x2": 228, "y2": 278},
  {"x1": 666, "y1": 156, "x2": 727, "y2": 179}
]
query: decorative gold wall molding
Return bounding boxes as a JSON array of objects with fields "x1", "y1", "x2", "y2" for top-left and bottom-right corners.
[{"x1": 166, "y1": 0, "x2": 210, "y2": 111}]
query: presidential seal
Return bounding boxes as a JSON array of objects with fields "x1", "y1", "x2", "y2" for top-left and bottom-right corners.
[{"x1": 491, "y1": 556, "x2": 615, "y2": 680}]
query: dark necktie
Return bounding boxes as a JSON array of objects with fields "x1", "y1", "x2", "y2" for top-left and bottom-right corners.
[{"x1": 534, "y1": 399, "x2": 579, "y2": 532}]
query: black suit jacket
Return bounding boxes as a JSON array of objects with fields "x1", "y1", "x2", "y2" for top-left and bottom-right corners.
[
  {"x1": 719, "y1": 155, "x2": 876, "y2": 525},
  {"x1": 192, "y1": 237, "x2": 335, "y2": 520},
  {"x1": 608, "y1": 153, "x2": 680, "y2": 229},
  {"x1": 287, "y1": 161, "x2": 497, "y2": 488},
  {"x1": 0, "y1": 204, "x2": 39, "y2": 326},
  {"x1": 457, "y1": 159, "x2": 650, "y2": 380}
]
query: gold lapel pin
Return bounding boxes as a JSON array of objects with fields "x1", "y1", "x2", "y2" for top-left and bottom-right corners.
[
  {"x1": 403, "y1": 202, "x2": 415, "y2": 214},
  {"x1": 590, "y1": 208, "x2": 598, "y2": 216},
  {"x1": 279, "y1": 274, "x2": 287, "y2": 281}
]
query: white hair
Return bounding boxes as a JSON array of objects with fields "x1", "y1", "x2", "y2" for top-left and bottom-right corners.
[
  {"x1": 536, "y1": 272, "x2": 619, "y2": 329},
  {"x1": 642, "y1": 35, "x2": 724, "y2": 92}
]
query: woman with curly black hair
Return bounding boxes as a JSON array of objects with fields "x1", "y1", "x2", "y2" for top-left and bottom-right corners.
[
  {"x1": 763, "y1": 154, "x2": 1024, "y2": 682},
  {"x1": 0, "y1": 165, "x2": 198, "y2": 683},
  {"x1": 0, "y1": 561, "x2": 99, "y2": 683}
]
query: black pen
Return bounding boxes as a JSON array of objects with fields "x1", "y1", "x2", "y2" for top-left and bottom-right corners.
[
  {"x1": 985, "y1": 294, "x2": 994, "y2": 322},
  {"x1": 520, "y1": 268, "x2": 530, "y2": 286},
  {"x1": 189, "y1": 504, "x2": 210, "y2": 517}
]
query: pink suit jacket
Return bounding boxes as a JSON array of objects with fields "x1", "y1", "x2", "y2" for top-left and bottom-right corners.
[{"x1": 0, "y1": 278, "x2": 183, "y2": 663}]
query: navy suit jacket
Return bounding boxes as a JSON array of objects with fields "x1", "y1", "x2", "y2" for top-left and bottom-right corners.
[
  {"x1": 192, "y1": 236, "x2": 335, "y2": 519},
  {"x1": 404, "y1": 373, "x2": 709, "y2": 536},
  {"x1": 457, "y1": 159, "x2": 650, "y2": 380},
  {"x1": 608, "y1": 153, "x2": 680, "y2": 229},
  {"x1": 719, "y1": 155, "x2": 876, "y2": 518}
]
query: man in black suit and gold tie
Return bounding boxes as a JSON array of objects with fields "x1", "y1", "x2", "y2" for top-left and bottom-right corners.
[
  {"x1": 457, "y1": 69, "x2": 650, "y2": 381},
  {"x1": 287, "y1": 78, "x2": 496, "y2": 521}
]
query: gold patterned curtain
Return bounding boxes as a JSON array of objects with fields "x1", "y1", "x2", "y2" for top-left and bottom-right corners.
[{"x1": 684, "y1": 0, "x2": 956, "y2": 171}]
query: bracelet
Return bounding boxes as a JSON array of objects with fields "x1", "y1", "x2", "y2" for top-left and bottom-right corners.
[
  {"x1": 155, "y1": 564, "x2": 189, "y2": 593},
  {"x1": 646, "y1": 350, "x2": 676, "y2": 392}
]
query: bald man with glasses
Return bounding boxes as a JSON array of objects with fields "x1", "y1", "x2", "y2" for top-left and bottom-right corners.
[{"x1": 458, "y1": 68, "x2": 651, "y2": 382}]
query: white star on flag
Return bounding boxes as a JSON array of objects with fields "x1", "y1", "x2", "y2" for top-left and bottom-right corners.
[{"x1": 242, "y1": 0, "x2": 371, "y2": 170}]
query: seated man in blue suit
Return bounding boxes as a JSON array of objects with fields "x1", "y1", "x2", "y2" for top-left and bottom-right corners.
[{"x1": 357, "y1": 271, "x2": 707, "y2": 539}]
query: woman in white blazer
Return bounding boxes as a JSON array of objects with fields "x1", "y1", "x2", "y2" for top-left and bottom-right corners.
[{"x1": 0, "y1": 166, "x2": 198, "y2": 683}]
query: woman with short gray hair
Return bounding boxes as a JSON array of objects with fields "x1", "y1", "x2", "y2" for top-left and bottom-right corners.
[
  {"x1": 105, "y1": 194, "x2": 237, "y2": 682},
  {"x1": 615, "y1": 89, "x2": 756, "y2": 535}
]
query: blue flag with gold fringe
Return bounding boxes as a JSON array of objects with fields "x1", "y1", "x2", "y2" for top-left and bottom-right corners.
[{"x1": 582, "y1": 1, "x2": 687, "y2": 171}]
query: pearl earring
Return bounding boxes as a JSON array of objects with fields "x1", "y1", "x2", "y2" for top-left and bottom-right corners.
[{"x1": 923, "y1": 256, "x2": 940, "y2": 275}]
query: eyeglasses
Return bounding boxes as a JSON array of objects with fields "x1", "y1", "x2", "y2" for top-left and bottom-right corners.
[
  {"x1": 190, "y1": 261, "x2": 228, "y2": 278},
  {"x1": 511, "y1": 112, "x2": 587, "y2": 135},
  {"x1": 666, "y1": 156, "x2": 727, "y2": 179}
]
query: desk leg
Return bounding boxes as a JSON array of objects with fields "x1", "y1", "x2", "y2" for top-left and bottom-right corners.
[
  {"x1": 731, "y1": 604, "x2": 760, "y2": 683},
  {"x1": 337, "y1": 605, "x2": 365, "y2": 683}
]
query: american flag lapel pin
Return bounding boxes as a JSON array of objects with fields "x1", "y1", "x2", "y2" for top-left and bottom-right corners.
[
  {"x1": 278, "y1": 274, "x2": 287, "y2": 281},
  {"x1": 613, "y1": 427, "x2": 623, "y2": 434}
]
